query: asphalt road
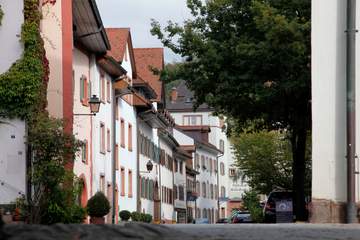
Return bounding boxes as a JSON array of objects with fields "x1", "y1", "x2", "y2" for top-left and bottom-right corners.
[{"x1": 2, "y1": 223, "x2": 360, "y2": 240}]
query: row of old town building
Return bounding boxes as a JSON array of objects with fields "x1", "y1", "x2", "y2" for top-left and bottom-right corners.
[{"x1": 0, "y1": 0, "x2": 249, "y2": 224}]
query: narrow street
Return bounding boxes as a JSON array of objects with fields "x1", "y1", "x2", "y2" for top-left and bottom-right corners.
[{"x1": 3, "y1": 223, "x2": 360, "y2": 240}]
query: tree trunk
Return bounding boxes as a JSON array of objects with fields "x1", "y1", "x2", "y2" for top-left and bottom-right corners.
[{"x1": 291, "y1": 127, "x2": 307, "y2": 221}]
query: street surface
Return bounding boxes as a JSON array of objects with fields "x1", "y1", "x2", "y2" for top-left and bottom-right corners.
[{"x1": 2, "y1": 223, "x2": 360, "y2": 240}]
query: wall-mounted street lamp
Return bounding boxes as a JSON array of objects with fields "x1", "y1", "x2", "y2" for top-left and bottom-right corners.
[
  {"x1": 74, "y1": 95, "x2": 101, "y2": 116},
  {"x1": 139, "y1": 160, "x2": 154, "y2": 173}
]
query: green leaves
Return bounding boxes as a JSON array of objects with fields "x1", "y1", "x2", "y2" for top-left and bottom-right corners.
[
  {"x1": 0, "y1": 4, "x2": 3, "y2": 26},
  {"x1": 0, "y1": 0, "x2": 46, "y2": 119},
  {"x1": 232, "y1": 130, "x2": 293, "y2": 194}
]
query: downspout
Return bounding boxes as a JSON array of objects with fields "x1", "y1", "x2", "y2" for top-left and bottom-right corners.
[
  {"x1": 216, "y1": 153, "x2": 223, "y2": 221},
  {"x1": 111, "y1": 92, "x2": 116, "y2": 224},
  {"x1": 136, "y1": 117, "x2": 141, "y2": 212},
  {"x1": 346, "y1": 0, "x2": 358, "y2": 224}
]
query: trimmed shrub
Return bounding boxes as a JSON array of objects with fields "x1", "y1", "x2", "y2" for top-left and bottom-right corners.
[
  {"x1": 131, "y1": 211, "x2": 141, "y2": 222},
  {"x1": 144, "y1": 214, "x2": 152, "y2": 223},
  {"x1": 119, "y1": 210, "x2": 131, "y2": 221},
  {"x1": 86, "y1": 192, "x2": 110, "y2": 217}
]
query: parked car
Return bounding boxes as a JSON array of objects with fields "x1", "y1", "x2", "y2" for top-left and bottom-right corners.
[
  {"x1": 194, "y1": 218, "x2": 209, "y2": 224},
  {"x1": 232, "y1": 211, "x2": 252, "y2": 223},
  {"x1": 263, "y1": 190, "x2": 293, "y2": 223},
  {"x1": 216, "y1": 218, "x2": 229, "y2": 224}
]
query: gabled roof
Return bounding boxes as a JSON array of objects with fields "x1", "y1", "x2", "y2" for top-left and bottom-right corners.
[
  {"x1": 106, "y1": 28, "x2": 137, "y2": 78},
  {"x1": 166, "y1": 80, "x2": 211, "y2": 112},
  {"x1": 134, "y1": 48, "x2": 164, "y2": 102}
]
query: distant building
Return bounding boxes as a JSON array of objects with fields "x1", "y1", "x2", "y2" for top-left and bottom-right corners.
[{"x1": 167, "y1": 81, "x2": 250, "y2": 220}]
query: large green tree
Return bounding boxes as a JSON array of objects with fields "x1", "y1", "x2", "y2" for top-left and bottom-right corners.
[{"x1": 151, "y1": 0, "x2": 310, "y2": 220}]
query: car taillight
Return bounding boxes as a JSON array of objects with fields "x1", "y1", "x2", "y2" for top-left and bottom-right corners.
[{"x1": 265, "y1": 202, "x2": 275, "y2": 210}]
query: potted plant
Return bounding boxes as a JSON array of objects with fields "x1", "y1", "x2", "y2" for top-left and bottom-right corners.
[
  {"x1": 87, "y1": 192, "x2": 110, "y2": 224},
  {"x1": 119, "y1": 210, "x2": 131, "y2": 222}
]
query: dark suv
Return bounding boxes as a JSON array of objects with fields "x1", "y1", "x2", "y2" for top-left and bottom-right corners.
[{"x1": 263, "y1": 190, "x2": 293, "y2": 223}]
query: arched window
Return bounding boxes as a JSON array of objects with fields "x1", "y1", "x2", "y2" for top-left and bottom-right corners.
[{"x1": 220, "y1": 162, "x2": 225, "y2": 176}]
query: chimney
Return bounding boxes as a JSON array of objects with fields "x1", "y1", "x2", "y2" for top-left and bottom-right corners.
[{"x1": 170, "y1": 87, "x2": 177, "y2": 102}]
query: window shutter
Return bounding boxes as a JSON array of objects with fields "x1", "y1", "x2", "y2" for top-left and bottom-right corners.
[{"x1": 80, "y1": 76, "x2": 84, "y2": 100}]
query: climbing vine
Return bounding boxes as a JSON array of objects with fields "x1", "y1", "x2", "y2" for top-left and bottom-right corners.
[
  {"x1": 0, "y1": 4, "x2": 3, "y2": 26},
  {"x1": 0, "y1": 0, "x2": 48, "y2": 119}
]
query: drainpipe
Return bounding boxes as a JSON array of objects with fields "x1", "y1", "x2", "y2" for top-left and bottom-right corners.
[
  {"x1": 346, "y1": 0, "x2": 358, "y2": 224},
  {"x1": 216, "y1": 153, "x2": 223, "y2": 221},
  {"x1": 136, "y1": 117, "x2": 141, "y2": 212},
  {"x1": 111, "y1": 93, "x2": 116, "y2": 224}
]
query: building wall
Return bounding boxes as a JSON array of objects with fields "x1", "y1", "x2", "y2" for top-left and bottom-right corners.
[
  {"x1": 139, "y1": 122, "x2": 159, "y2": 217},
  {"x1": 0, "y1": 119, "x2": 26, "y2": 204},
  {"x1": 311, "y1": 0, "x2": 354, "y2": 223},
  {"x1": 0, "y1": 0, "x2": 23, "y2": 73},
  {"x1": 0, "y1": 1, "x2": 26, "y2": 205},
  {"x1": 117, "y1": 97, "x2": 137, "y2": 212},
  {"x1": 195, "y1": 147, "x2": 218, "y2": 223},
  {"x1": 41, "y1": 2, "x2": 64, "y2": 119},
  {"x1": 159, "y1": 138, "x2": 175, "y2": 222},
  {"x1": 89, "y1": 58, "x2": 117, "y2": 223},
  {"x1": 72, "y1": 48, "x2": 92, "y2": 206}
]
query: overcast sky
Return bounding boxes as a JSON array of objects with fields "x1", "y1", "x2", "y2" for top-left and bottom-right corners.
[{"x1": 95, "y1": 0, "x2": 193, "y2": 63}]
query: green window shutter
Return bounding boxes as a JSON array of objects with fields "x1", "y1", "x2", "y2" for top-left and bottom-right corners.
[
  {"x1": 80, "y1": 76, "x2": 84, "y2": 100},
  {"x1": 88, "y1": 80, "x2": 91, "y2": 99}
]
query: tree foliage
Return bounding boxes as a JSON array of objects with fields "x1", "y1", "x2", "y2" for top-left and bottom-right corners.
[
  {"x1": 151, "y1": 0, "x2": 311, "y2": 220},
  {"x1": 242, "y1": 190, "x2": 264, "y2": 223},
  {"x1": 26, "y1": 113, "x2": 85, "y2": 224},
  {"x1": 233, "y1": 130, "x2": 293, "y2": 194}
]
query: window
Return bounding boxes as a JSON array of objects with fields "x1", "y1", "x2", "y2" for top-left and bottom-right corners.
[
  {"x1": 149, "y1": 180, "x2": 153, "y2": 201},
  {"x1": 183, "y1": 115, "x2": 202, "y2": 126},
  {"x1": 179, "y1": 161, "x2": 183, "y2": 174},
  {"x1": 229, "y1": 168, "x2": 236, "y2": 177},
  {"x1": 106, "y1": 80, "x2": 111, "y2": 103},
  {"x1": 115, "y1": 144, "x2": 119, "y2": 170},
  {"x1": 209, "y1": 158, "x2": 213, "y2": 173},
  {"x1": 206, "y1": 182, "x2": 209, "y2": 198},
  {"x1": 202, "y1": 182, "x2": 206, "y2": 198},
  {"x1": 106, "y1": 183, "x2": 112, "y2": 223},
  {"x1": 141, "y1": 177, "x2": 145, "y2": 198},
  {"x1": 120, "y1": 118, "x2": 125, "y2": 148},
  {"x1": 205, "y1": 157, "x2": 209, "y2": 170},
  {"x1": 179, "y1": 186, "x2": 184, "y2": 200},
  {"x1": 174, "y1": 160, "x2": 178, "y2": 172},
  {"x1": 128, "y1": 124, "x2": 133, "y2": 151},
  {"x1": 195, "y1": 153, "x2": 200, "y2": 169},
  {"x1": 220, "y1": 162, "x2": 225, "y2": 176},
  {"x1": 214, "y1": 159, "x2": 218, "y2": 173},
  {"x1": 80, "y1": 75, "x2": 89, "y2": 105},
  {"x1": 120, "y1": 168, "x2": 125, "y2": 196},
  {"x1": 214, "y1": 184, "x2": 218, "y2": 199},
  {"x1": 221, "y1": 186, "x2": 226, "y2": 198},
  {"x1": 100, "y1": 123, "x2": 105, "y2": 154},
  {"x1": 219, "y1": 139, "x2": 225, "y2": 153},
  {"x1": 196, "y1": 181, "x2": 200, "y2": 194},
  {"x1": 174, "y1": 185, "x2": 178, "y2": 199},
  {"x1": 201, "y1": 155, "x2": 206, "y2": 170},
  {"x1": 100, "y1": 73, "x2": 105, "y2": 102},
  {"x1": 210, "y1": 184, "x2": 214, "y2": 199},
  {"x1": 81, "y1": 140, "x2": 88, "y2": 163},
  {"x1": 100, "y1": 174, "x2": 105, "y2": 193},
  {"x1": 221, "y1": 207, "x2": 225, "y2": 218},
  {"x1": 128, "y1": 170, "x2": 133, "y2": 197},
  {"x1": 107, "y1": 128, "x2": 111, "y2": 152},
  {"x1": 203, "y1": 209, "x2": 207, "y2": 218}
]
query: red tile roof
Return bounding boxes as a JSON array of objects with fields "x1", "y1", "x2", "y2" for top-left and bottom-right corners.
[
  {"x1": 105, "y1": 28, "x2": 129, "y2": 62},
  {"x1": 106, "y1": 28, "x2": 137, "y2": 78},
  {"x1": 134, "y1": 48, "x2": 164, "y2": 102}
]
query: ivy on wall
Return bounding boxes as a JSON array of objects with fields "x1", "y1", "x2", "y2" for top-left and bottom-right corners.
[
  {"x1": 0, "y1": 4, "x2": 3, "y2": 25},
  {"x1": 0, "y1": 0, "x2": 48, "y2": 119}
]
